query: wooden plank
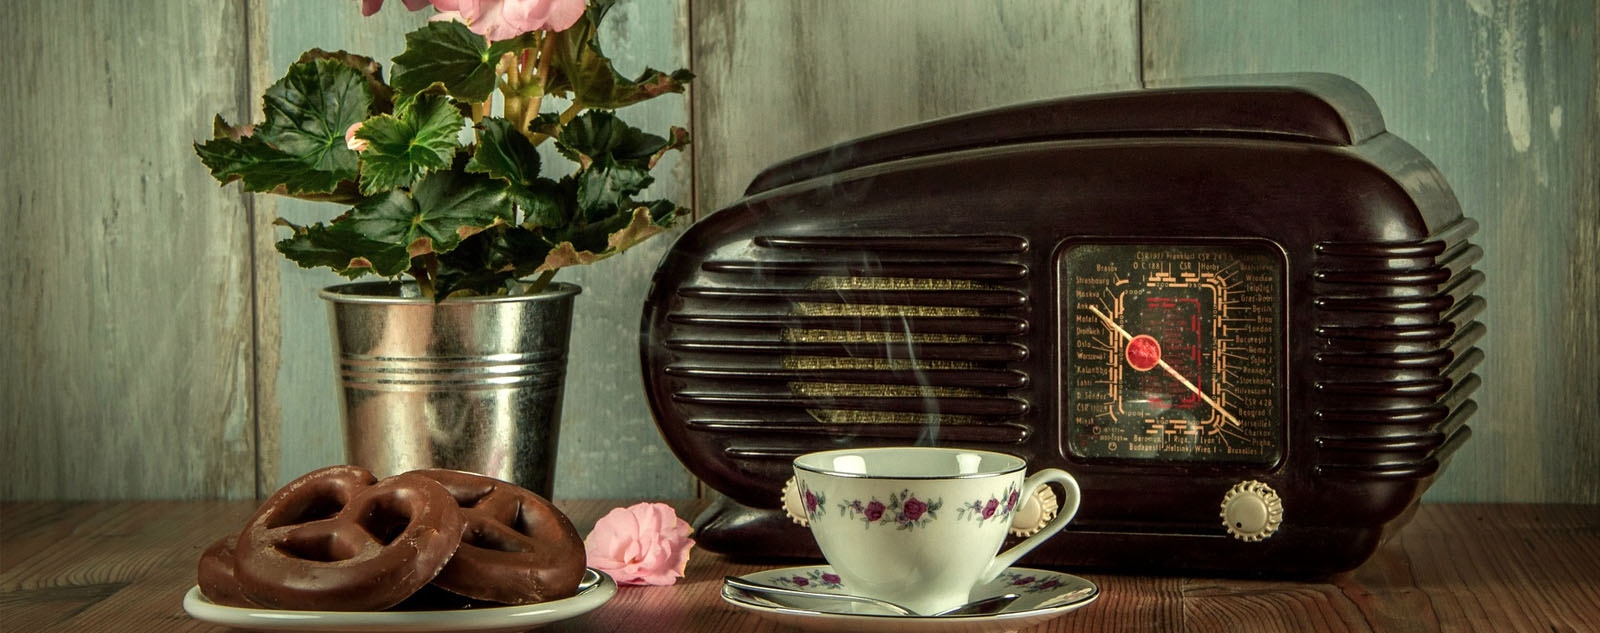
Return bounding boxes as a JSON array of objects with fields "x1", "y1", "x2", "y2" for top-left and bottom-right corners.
[
  {"x1": 258, "y1": 1, "x2": 698, "y2": 499},
  {"x1": 0, "y1": 2, "x2": 257, "y2": 499},
  {"x1": 1142, "y1": 0, "x2": 1600, "y2": 503},
  {"x1": 258, "y1": 0, "x2": 430, "y2": 496},
  {"x1": 546, "y1": 0, "x2": 699, "y2": 500},
  {"x1": 690, "y1": 0, "x2": 1143, "y2": 213}
]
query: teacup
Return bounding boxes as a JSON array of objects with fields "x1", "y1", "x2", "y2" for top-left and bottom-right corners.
[{"x1": 792, "y1": 447, "x2": 1080, "y2": 615}]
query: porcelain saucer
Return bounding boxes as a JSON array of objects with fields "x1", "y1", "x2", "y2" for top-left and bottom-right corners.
[
  {"x1": 722, "y1": 565, "x2": 1098, "y2": 633},
  {"x1": 183, "y1": 568, "x2": 616, "y2": 633}
]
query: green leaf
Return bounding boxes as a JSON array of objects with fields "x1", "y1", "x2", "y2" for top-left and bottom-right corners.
[
  {"x1": 514, "y1": 177, "x2": 576, "y2": 229},
  {"x1": 543, "y1": 4, "x2": 692, "y2": 110},
  {"x1": 257, "y1": 59, "x2": 371, "y2": 177},
  {"x1": 339, "y1": 168, "x2": 513, "y2": 259},
  {"x1": 557, "y1": 110, "x2": 671, "y2": 166},
  {"x1": 466, "y1": 117, "x2": 541, "y2": 186},
  {"x1": 296, "y1": 49, "x2": 396, "y2": 115},
  {"x1": 576, "y1": 163, "x2": 652, "y2": 222},
  {"x1": 354, "y1": 92, "x2": 464, "y2": 194},
  {"x1": 391, "y1": 22, "x2": 537, "y2": 101},
  {"x1": 197, "y1": 59, "x2": 372, "y2": 196},
  {"x1": 196, "y1": 135, "x2": 342, "y2": 194},
  {"x1": 434, "y1": 226, "x2": 547, "y2": 297},
  {"x1": 274, "y1": 219, "x2": 411, "y2": 278}
]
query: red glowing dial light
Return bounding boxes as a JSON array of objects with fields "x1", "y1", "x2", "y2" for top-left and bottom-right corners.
[{"x1": 1126, "y1": 334, "x2": 1162, "y2": 371}]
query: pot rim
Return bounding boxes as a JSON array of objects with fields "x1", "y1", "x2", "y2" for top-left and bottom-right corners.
[{"x1": 319, "y1": 280, "x2": 582, "y2": 305}]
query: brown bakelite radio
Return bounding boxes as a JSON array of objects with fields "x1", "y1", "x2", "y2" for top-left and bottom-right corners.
[{"x1": 640, "y1": 74, "x2": 1483, "y2": 576}]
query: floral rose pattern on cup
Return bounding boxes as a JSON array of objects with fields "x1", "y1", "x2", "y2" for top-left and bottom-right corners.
[
  {"x1": 838, "y1": 490, "x2": 942, "y2": 530},
  {"x1": 957, "y1": 482, "x2": 1021, "y2": 524},
  {"x1": 771, "y1": 569, "x2": 845, "y2": 590},
  {"x1": 799, "y1": 481, "x2": 827, "y2": 523},
  {"x1": 998, "y1": 571, "x2": 1068, "y2": 593}
]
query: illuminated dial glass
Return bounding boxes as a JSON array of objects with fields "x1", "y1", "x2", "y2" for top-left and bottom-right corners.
[{"x1": 1059, "y1": 241, "x2": 1284, "y2": 465}]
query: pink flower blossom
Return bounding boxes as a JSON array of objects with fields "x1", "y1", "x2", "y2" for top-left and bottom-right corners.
[
  {"x1": 359, "y1": 0, "x2": 432, "y2": 17},
  {"x1": 584, "y1": 502, "x2": 695, "y2": 586},
  {"x1": 344, "y1": 122, "x2": 369, "y2": 152},
  {"x1": 429, "y1": 0, "x2": 586, "y2": 40}
]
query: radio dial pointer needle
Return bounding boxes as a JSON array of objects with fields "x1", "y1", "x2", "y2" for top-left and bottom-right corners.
[{"x1": 1087, "y1": 305, "x2": 1241, "y2": 427}]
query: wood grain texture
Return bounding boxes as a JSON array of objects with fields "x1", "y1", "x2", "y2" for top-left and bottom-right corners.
[
  {"x1": 545, "y1": 0, "x2": 699, "y2": 500},
  {"x1": 0, "y1": 2, "x2": 258, "y2": 499},
  {"x1": 258, "y1": 0, "x2": 435, "y2": 496},
  {"x1": 689, "y1": 0, "x2": 1142, "y2": 213},
  {"x1": 3, "y1": 501, "x2": 1596, "y2": 631},
  {"x1": 1141, "y1": 0, "x2": 1600, "y2": 503},
  {"x1": 258, "y1": 0, "x2": 697, "y2": 499}
]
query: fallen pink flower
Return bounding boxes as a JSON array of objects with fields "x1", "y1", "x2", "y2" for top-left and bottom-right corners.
[{"x1": 584, "y1": 502, "x2": 695, "y2": 586}]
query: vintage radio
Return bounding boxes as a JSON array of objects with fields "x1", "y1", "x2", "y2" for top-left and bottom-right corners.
[{"x1": 640, "y1": 74, "x2": 1483, "y2": 575}]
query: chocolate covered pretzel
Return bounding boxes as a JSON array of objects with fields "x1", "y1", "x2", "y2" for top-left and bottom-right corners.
[
  {"x1": 413, "y1": 469, "x2": 588, "y2": 605},
  {"x1": 227, "y1": 465, "x2": 467, "y2": 611}
]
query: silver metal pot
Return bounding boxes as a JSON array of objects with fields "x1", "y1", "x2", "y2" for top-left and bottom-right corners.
[{"x1": 320, "y1": 281, "x2": 580, "y2": 497}]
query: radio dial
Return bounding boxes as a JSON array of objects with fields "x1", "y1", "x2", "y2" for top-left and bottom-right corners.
[{"x1": 1221, "y1": 480, "x2": 1283, "y2": 542}]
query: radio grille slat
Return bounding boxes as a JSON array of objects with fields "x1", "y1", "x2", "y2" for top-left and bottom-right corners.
[
  {"x1": 672, "y1": 392, "x2": 1029, "y2": 417},
  {"x1": 667, "y1": 314, "x2": 1029, "y2": 336},
  {"x1": 676, "y1": 287, "x2": 1029, "y2": 309},
  {"x1": 663, "y1": 340, "x2": 1030, "y2": 362},
  {"x1": 687, "y1": 419, "x2": 1031, "y2": 443},
  {"x1": 664, "y1": 366, "x2": 1029, "y2": 389},
  {"x1": 752, "y1": 235, "x2": 1029, "y2": 253},
  {"x1": 701, "y1": 260, "x2": 1030, "y2": 281}
]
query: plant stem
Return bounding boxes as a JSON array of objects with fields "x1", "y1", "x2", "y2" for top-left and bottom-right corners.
[
  {"x1": 411, "y1": 262, "x2": 436, "y2": 299},
  {"x1": 521, "y1": 33, "x2": 560, "y2": 142},
  {"x1": 525, "y1": 268, "x2": 558, "y2": 295},
  {"x1": 558, "y1": 101, "x2": 583, "y2": 125}
]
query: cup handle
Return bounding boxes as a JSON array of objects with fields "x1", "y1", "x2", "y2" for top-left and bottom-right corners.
[{"x1": 981, "y1": 468, "x2": 1081, "y2": 583}]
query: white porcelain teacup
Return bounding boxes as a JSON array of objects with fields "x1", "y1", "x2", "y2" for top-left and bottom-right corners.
[{"x1": 792, "y1": 447, "x2": 1081, "y2": 615}]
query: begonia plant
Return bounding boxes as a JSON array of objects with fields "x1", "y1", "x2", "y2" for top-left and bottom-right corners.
[{"x1": 196, "y1": 0, "x2": 691, "y2": 299}]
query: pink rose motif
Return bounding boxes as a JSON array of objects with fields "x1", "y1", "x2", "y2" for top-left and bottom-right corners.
[
  {"x1": 804, "y1": 489, "x2": 818, "y2": 514},
  {"x1": 1013, "y1": 575, "x2": 1036, "y2": 585},
  {"x1": 791, "y1": 576, "x2": 809, "y2": 586},
  {"x1": 982, "y1": 498, "x2": 1000, "y2": 519},
  {"x1": 821, "y1": 573, "x2": 841, "y2": 585},
  {"x1": 903, "y1": 497, "x2": 928, "y2": 521},
  {"x1": 1006, "y1": 490, "x2": 1020, "y2": 512},
  {"x1": 359, "y1": 0, "x2": 432, "y2": 16},
  {"x1": 864, "y1": 500, "x2": 886, "y2": 522},
  {"x1": 584, "y1": 502, "x2": 695, "y2": 586},
  {"x1": 429, "y1": 0, "x2": 586, "y2": 40}
]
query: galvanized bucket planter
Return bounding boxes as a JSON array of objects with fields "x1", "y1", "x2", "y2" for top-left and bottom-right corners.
[{"x1": 320, "y1": 281, "x2": 580, "y2": 497}]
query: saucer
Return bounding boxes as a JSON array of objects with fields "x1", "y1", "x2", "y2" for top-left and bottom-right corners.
[
  {"x1": 182, "y1": 568, "x2": 616, "y2": 633},
  {"x1": 722, "y1": 565, "x2": 1098, "y2": 632}
]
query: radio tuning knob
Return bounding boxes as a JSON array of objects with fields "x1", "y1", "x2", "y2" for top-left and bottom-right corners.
[
  {"x1": 1010, "y1": 485, "x2": 1060, "y2": 537},
  {"x1": 1221, "y1": 480, "x2": 1283, "y2": 542},
  {"x1": 781, "y1": 477, "x2": 809, "y2": 526}
]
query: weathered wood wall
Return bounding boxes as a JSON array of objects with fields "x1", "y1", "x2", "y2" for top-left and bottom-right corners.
[
  {"x1": 2, "y1": 0, "x2": 1594, "y2": 503},
  {"x1": 1142, "y1": 0, "x2": 1599, "y2": 502},
  {"x1": 1, "y1": 1, "x2": 259, "y2": 499}
]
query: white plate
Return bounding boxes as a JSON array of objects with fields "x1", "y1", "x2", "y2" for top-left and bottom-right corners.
[
  {"x1": 183, "y1": 568, "x2": 616, "y2": 633},
  {"x1": 722, "y1": 565, "x2": 1098, "y2": 633}
]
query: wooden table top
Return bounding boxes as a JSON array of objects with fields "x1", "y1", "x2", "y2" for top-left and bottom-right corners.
[{"x1": 1, "y1": 500, "x2": 1595, "y2": 632}]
